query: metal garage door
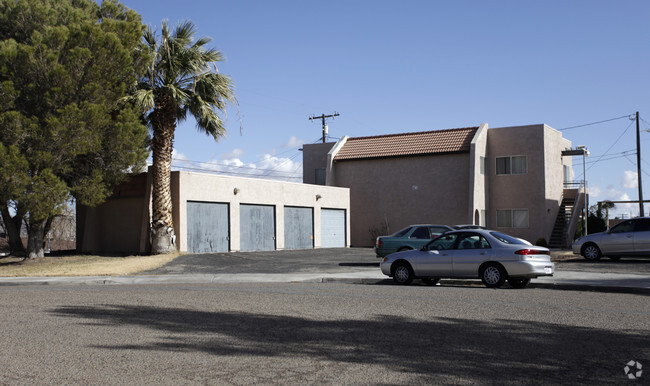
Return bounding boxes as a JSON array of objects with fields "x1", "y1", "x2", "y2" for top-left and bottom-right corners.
[
  {"x1": 321, "y1": 208, "x2": 346, "y2": 248},
  {"x1": 284, "y1": 207, "x2": 313, "y2": 250},
  {"x1": 240, "y1": 204, "x2": 276, "y2": 252},
  {"x1": 186, "y1": 201, "x2": 229, "y2": 253}
]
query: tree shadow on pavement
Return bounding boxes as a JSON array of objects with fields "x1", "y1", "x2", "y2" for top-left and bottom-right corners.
[{"x1": 51, "y1": 304, "x2": 648, "y2": 384}]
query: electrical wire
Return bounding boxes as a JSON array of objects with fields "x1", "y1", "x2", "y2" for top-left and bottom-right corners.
[{"x1": 559, "y1": 114, "x2": 633, "y2": 131}]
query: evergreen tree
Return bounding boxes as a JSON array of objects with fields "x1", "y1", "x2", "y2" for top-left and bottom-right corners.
[{"x1": 0, "y1": 0, "x2": 149, "y2": 258}]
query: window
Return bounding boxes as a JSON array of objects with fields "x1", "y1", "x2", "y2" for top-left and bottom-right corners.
[
  {"x1": 635, "y1": 218, "x2": 650, "y2": 232},
  {"x1": 429, "y1": 226, "x2": 450, "y2": 237},
  {"x1": 610, "y1": 220, "x2": 634, "y2": 233},
  {"x1": 496, "y1": 209, "x2": 529, "y2": 228},
  {"x1": 496, "y1": 156, "x2": 527, "y2": 175},
  {"x1": 410, "y1": 227, "x2": 430, "y2": 239},
  {"x1": 427, "y1": 234, "x2": 458, "y2": 250},
  {"x1": 457, "y1": 234, "x2": 490, "y2": 249},
  {"x1": 480, "y1": 156, "x2": 487, "y2": 175}
]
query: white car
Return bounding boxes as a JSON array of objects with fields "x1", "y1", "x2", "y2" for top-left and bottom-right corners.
[{"x1": 380, "y1": 229, "x2": 554, "y2": 288}]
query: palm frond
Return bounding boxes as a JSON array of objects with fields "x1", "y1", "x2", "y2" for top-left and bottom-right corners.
[{"x1": 129, "y1": 19, "x2": 235, "y2": 140}]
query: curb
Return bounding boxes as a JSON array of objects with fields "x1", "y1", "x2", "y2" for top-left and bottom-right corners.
[{"x1": 1, "y1": 271, "x2": 649, "y2": 295}]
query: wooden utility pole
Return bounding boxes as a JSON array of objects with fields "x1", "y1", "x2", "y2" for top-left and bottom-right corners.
[
  {"x1": 636, "y1": 111, "x2": 644, "y2": 216},
  {"x1": 309, "y1": 112, "x2": 339, "y2": 143}
]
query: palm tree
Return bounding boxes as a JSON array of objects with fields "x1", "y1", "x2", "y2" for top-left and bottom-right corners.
[{"x1": 130, "y1": 21, "x2": 235, "y2": 254}]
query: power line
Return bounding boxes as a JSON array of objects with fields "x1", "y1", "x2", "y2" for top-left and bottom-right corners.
[
  {"x1": 171, "y1": 163, "x2": 302, "y2": 179},
  {"x1": 559, "y1": 114, "x2": 633, "y2": 131},
  {"x1": 171, "y1": 157, "x2": 303, "y2": 178}
]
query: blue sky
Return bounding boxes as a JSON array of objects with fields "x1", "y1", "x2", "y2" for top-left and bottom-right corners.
[{"x1": 121, "y1": 0, "x2": 650, "y2": 218}]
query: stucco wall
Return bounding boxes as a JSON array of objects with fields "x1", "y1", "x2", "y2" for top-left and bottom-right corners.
[
  {"x1": 79, "y1": 171, "x2": 350, "y2": 254},
  {"x1": 79, "y1": 197, "x2": 145, "y2": 254},
  {"x1": 332, "y1": 153, "x2": 471, "y2": 247},
  {"x1": 175, "y1": 171, "x2": 350, "y2": 251},
  {"x1": 469, "y1": 123, "x2": 489, "y2": 225},
  {"x1": 544, "y1": 125, "x2": 573, "y2": 241},
  {"x1": 302, "y1": 142, "x2": 335, "y2": 185},
  {"x1": 487, "y1": 124, "x2": 570, "y2": 243}
]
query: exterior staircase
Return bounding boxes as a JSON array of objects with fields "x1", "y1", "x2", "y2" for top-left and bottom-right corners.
[{"x1": 549, "y1": 197, "x2": 574, "y2": 248}]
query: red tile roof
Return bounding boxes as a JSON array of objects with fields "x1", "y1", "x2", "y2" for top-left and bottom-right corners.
[{"x1": 333, "y1": 127, "x2": 479, "y2": 161}]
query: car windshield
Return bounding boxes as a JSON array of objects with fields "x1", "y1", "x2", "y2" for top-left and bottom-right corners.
[
  {"x1": 391, "y1": 227, "x2": 412, "y2": 237},
  {"x1": 489, "y1": 231, "x2": 528, "y2": 245}
]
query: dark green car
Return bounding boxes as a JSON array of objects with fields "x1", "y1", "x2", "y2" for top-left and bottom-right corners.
[{"x1": 375, "y1": 224, "x2": 453, "y2": 258}]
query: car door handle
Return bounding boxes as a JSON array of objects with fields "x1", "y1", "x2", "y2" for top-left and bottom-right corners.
[{"x1": 626, "y1": 235, "x2": 633, "y2": 238}]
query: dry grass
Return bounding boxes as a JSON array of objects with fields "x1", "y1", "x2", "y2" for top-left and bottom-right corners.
[{"x1": 0, "y1": 253, "x2": 180, "y2": 277}]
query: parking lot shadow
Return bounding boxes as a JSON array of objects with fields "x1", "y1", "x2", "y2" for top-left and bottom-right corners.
[{"x1": 51, "y1": 304, "x2": 647, "y2": 384}]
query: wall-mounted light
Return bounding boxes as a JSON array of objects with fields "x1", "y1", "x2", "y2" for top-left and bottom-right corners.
[
  {"x1": 234, "y1": 188, "x2": 240, "y2": 195},
  {"x1": 316, "y1": 194, "x2": 322, "y2": 201}
]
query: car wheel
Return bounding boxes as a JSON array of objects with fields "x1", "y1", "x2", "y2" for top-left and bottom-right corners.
[
  {"x1": 422, "y1": 277, "x2": 440, "y2": 286},
  {"x1": 508, "y1": 277, "x2": 531, "y2": 289},
  {"x1": 392, "y1": 261, "x2": 414, "y2": 285},
  {"x1": 582, "y1": 243, "x2": 602, "y2": 261},
  {"x1": 480, "y1": 263, "x2": 506, "y2": 288},
  {"x1": 397, "y1": 246, "x2": 413, "y2": 252}
]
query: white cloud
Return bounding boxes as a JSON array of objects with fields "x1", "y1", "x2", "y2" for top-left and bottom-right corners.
[
  {"x1": 588, "y1": 185, "x2": 601, "y2": 198},
  {"x1": 621, "y1": 170, "x2": 638, "y2": 189},
  {"x1": 282, "y1": 136, "x2": 304, "y2": 148},
  {"x1": 221, "y1": 148, "x2": 245, "y2": 160},
  {"x1": 171, "y1": 152, "x2": 302, "y2": 182}
]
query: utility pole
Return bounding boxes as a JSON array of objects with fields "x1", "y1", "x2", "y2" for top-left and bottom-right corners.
[
  {"x1": 309, "y1": 112, "x2": 339, "y2": 143},
  {"x1": 637, "y1": 111, "x2": 644, "y2": 216}
]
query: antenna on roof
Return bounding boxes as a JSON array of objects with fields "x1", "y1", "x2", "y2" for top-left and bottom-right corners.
[{"x1": 309, "y1": 112, "x2": 340, "y2": 143}]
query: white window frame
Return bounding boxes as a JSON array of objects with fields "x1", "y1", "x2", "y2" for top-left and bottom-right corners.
[
  {"x1": 496, "y1": 209, "x2": 529, "y2": 228},
  {"x1": 495, "y1": 155, "x2": 527, "y2": 175}
]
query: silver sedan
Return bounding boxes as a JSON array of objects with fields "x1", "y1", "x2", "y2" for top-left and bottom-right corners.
[
  {"x1": 380, "y1": 229, "x2": 554, "y2": 288},
  {"x1": 572, "y1": 217, "x2": 650, "y2": 261}
]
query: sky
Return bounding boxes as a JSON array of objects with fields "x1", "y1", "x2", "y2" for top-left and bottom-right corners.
[{"x1": 120, "y1": 0, "x2": 650, "y2": 219}]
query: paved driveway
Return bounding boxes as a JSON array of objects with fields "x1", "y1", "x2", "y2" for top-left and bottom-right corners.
[
  {"x1": 144, "y1": 247, "x2": 650, "y2": 276},
  {"x1": 144, "y1": 248, "x2": 380, "y2": 275}
]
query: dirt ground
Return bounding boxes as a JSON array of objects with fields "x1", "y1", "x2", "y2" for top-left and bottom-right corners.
[{"x1": 0, "y1": 253, "x2": 179, "y2": 277}]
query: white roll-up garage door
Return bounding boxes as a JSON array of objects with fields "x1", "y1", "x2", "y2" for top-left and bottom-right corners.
[{"x1": 321, "y1": 208, "x2": 346, "y2": 248}]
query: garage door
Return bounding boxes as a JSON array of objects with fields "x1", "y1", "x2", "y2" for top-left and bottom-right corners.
[
  {"x1": 240, "y1": 204, "x2": 276, "y2": 252},
  {"x1": 186, "y1": 201, "x2": 229, "y2": 253},
  {"x1": 321, "y1": 208, "x2": 346, "y2": 248},
  {"x1": 284, "y1": 207, "x2": 313, "y2": 250}
]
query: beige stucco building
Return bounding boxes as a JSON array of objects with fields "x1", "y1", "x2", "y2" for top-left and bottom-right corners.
[
  {"x1": 78, "y1": 171, "x2": 350, "y2": 254},
  {"x1": 303, "y1": 123, "x2": 584, "y2": 247}
]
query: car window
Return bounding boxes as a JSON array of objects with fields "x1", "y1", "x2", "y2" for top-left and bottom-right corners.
[
  {"x1": 634, "y1": 218, "x2": 650, "y2": 232},
  {"x1": 490, "y1": 231, "x2": 528, "y2": 245},
  {"x1": 429, "y1": 226, "x2": 450, "y2": 236},
  {"x1": 610, "y1": 220, "x2": 634, "y2": 233},
  {"x1": 410, "y1": 227, "x2": 430, "y2": 239},
  {"x1": 427, "y1": 234, "x2": 458, "y2": 250},
  {"x1": 457, "y1": 234, "x2": 490, "y2": 249},
  {"x1": 391, "y1": 227, "x2": 412, "y2": 237}
]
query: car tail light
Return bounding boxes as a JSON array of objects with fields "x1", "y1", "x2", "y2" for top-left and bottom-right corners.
[
  {"x1": 377, "y1": 239, "x2": 383, "y2": 247},
  {"x1": 514, "y1": 249, "x2": 550, "y2": 255}
]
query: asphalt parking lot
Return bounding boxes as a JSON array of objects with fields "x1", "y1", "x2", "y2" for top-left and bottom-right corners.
[{"x1": 143, "y1": 247, "x2": 650, "y2": 276}]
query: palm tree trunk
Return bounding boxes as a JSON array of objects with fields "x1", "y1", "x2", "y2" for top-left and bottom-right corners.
[{"x1": 150, "y1": 97, "x2": 177, "y2": 254}]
